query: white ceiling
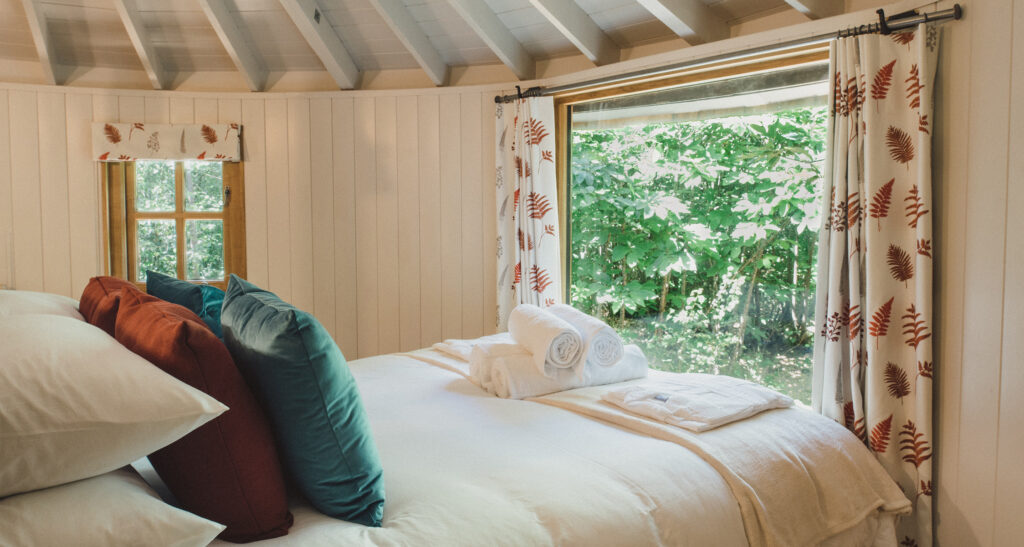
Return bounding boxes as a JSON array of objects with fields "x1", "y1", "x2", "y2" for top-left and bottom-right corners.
[{"x1": 0, "y1": 0, "x2": 839, "y2": 90}]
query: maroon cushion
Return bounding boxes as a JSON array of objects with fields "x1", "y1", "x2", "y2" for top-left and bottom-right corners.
[
  {"x1": 79, "y1": 276, "x2": 137, "y2": 335},
  {"x1": 114, "y1": 289, "x2": 293, "y2": 542}
]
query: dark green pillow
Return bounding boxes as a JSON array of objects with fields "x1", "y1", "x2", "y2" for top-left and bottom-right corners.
[
  {"x1": 220, "y1": 274, "x2": 385, "y2": 527},
  {"x1": 145, "y1": 270, "x2": 225, "y2": 339}
]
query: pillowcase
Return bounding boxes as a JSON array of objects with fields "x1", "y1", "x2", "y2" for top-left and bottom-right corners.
[
  {"x1": 79, "y1": 276, "x2": 138, "y2": 335},
  {"x1": 0, "y1": 314, "x2": 226, "y2": 498},
  {"x1": 221, "y1": 274, "x2": 385, "y2": 527},
  {"x1": 145, "y1": 269, "x2": 226, "y2": 338},
  {"x1": 0, "y1": 468, "x2": 225, "y2": 547},
  {"x1": 0, "y1": 289, "x2": 84, "y2": 320},
  {"x1": 115, "y1": 289, "x2": 293, "y2": 542}
]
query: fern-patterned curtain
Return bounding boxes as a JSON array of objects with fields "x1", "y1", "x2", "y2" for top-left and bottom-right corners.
[
  {"x1": 812, "y1": 24, "x2": 938, "y2": 546},
  {"x1": 495, "y1": 97, "x2": 560, "y2": 330},
  {"x1": 92, "y1": 123, "x2": 241, "y2": 161}
]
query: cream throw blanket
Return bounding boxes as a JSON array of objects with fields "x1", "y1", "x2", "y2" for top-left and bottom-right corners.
[{"x1": 532, "y1": 372, "x2": 911, "y2": 547}]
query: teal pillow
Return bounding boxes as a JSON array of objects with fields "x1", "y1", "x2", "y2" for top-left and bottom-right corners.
[
  {"x1": 220, "y1": 274, "x2": 384, "y2": 527},
  {"x1": 145, "y1": 270, "x2": 225, "y2": 339}
]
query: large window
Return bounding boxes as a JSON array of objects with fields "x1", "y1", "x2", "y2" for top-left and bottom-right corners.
[
  {"x1": 563, "y1": 60, "x2": 828, "y2": 403},
  {"x1": 104, "y1": 160, "x2": 245, "y2": 290}
]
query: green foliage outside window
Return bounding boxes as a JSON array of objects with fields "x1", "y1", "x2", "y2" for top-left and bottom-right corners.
[{"x1": 570, "y1": 107, "x2": 826, "y2": 402}]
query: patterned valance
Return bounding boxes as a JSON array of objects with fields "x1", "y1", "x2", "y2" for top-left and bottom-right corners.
[{"x1": 92, "y1": 123, "x2": 242, "y2": 162}]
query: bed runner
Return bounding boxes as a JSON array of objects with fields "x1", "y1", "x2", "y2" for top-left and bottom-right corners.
[{"x1": 403, "y1": 350, "x2": 910, "y2": 547}]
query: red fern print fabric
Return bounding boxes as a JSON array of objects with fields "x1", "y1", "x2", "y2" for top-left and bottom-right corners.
[
  {"x1": 496, "y1": 97, "x2": 560, "y2": 330},
  {"x1": 814, "y1": 24, "x2": 937, "y2": 546},
  {"x1": 92, "y1": 122, "x2": 241, "y2": 161}
]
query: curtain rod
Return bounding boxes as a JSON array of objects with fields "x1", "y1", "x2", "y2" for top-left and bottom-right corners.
[{"x1": 494, "y1": 4, "x2": 962, "y2": 104}]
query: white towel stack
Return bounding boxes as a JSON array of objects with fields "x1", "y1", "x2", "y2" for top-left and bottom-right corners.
[{"x1": 454, "y1": 304, "x2": 647, "y2": 399}]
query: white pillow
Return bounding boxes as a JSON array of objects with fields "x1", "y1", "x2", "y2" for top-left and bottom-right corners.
[
  {"x1": 0, "y1": 314, "x2": 227, "y2": 497},
  {"x1": 0, "y1": 289, "x2": 84, "y2": 320},
  {"x1": 0, "y1": 468, "x2": 225, "y2": 547}
]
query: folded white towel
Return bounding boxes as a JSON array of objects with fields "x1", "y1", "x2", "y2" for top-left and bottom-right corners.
[
  {"x1": 507, "y1": 304, "x2": 584, "y2": 378},
  {"x1": 546, "y1": 304, "x2": 624, "y2": 371},
  {"x1": 469, "y1": 343, "x2": 583, "y2": 399},
  {"x1": 432, "y1": 333, "x2": 515, "y2": 362},
  {"x1": 601, "y1": 374, "x2": 793, "y2": 432}
]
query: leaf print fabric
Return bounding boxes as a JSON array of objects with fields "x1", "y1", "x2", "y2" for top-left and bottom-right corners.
[
  {"x1": 812, "y1": 23, "x2": 937, "y2": 546},
  {"x1": 496, "y1": 97, "x2": 560, "y2": 330},
  {"x1": 92, "y1": 123, "x2": 242, "y2": 162}
]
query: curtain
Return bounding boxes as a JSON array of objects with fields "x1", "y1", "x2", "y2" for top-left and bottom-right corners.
[
  {"x1": 812, "y1": 24, "x2": 938, "y2": 546},
  {"x1": 92, "y1": 123, "x2": 241, "y2": 162},
  {"x1": 495, "y1": 97, "x2": 560, "y2": 330}
]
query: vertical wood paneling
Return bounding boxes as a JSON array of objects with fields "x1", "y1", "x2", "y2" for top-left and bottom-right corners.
[
  {"x1": 241, "y1": 99, "x2": 268, "y2": 288},
  {"x1": 118, "y1": 95, "x2": 144, "y2": 122},
  {"x1": 144, "y1": 96, "x2": 169, "y2": 123},
  {"x1": 439, "y1": 93, "x2": 462, "y2": 339},
  {"x1": 460, "y1": 93, "x2": 483, "y2": 339},
  {"x1": 993, "y1": 1, "x2": 1024, "y2": 542},
  {"x1": 332, "y1": 97, "x2": 357, "y2": 357},
  {"x1": 37, "y1": 93, "x2": 71, "y2": 296},
  {"x1": 354, "y1": 97, "x2": 379, "y2": 357},
  {"x1": 9, "y1": 91, "x2": 43, "y2": 291},
  {"x1": 287, "y1": 98, "x2": 314, "y2": 312},
  {"x1": 0, "y1": 90, "x2": 10, "y2": 288},
  {"x1": 957, "y1": 3, "x2": 1012, "y2": 543},
  {"x1": 194, "y1": 98, "x2": 218, "y2": 122},
  {"x1": 418, "y1": 95, "x2": 442, "y2": 347},
  {"x1": 481, "y1": 94, "x2": 497, "y2": 335},
  {"x1": 264, "y1": 99, "x2": 291, "y2": 300},
  {"x1": 65, "y1": 93, "x2": 97, "y2": 296},
  {"x1": 375, "y1": 97, "x2": 400, "y2": 354},
  {"x1": 309, "y1": 97, "x2": 336, "y2": 337},
  {"x1": 218, "y1": 99, "x2": 241, "y2": 124},
  {"x1": 396, "y1": 95, "x2": 421, "y2": 351},
  {"x1": 169, "y1": 97, "x2": 194, "y2": 123}
]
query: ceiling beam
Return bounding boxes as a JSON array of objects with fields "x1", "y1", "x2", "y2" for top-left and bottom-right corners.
[
  {"x1": 113, "y1": 0, "x2": 170, "y2": 90},
  {"x1": 19, "y1": 0, "x2": 62, "y2": 85},
  {"x1": 445, "y1": 0, "x2": 533, "y2": 80},
  {"x1": 636, "y1": 0, "x2": 729, "y2": 45},
  {"x1": 279, "y1": 0, "x2": 360, "y2": 89},
  {"x1": 783, "y1": 0, "x2": 843, "y2": 20},
  {"x1": 526, "y1": 0, "x2": 618, "y2": 66},
  {"x1": 197, "y1": 0, "x2": 267, "y2": 92},
  {"x1": 365, "y1": 0, "x2": 448, "y2": 86}
]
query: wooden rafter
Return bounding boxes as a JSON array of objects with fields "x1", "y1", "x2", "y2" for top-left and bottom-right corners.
[
  {"x1": 527, "y1": 0, "x2": 618, "y2": 66},
  {"x1": 19, "y1": 0, "x2": 62, "y2": 85},
  {"x1": 445, "y1": 0, "x2": 534, "y2": 80},
  {"x1": 197, "y1": 0, "x2": 267, "y2": 92},
  {"x1": 636, "y1": 0, "x2": 729, "y2": 45},
  {"x1": 113, "y1": 0, "x2": 170, "y2": 90},
  {"x1": 366, "y1": 0, "x2": 448, "y2": 86},
  {"x1": 279, "y1": 0, "x2": 360, "y2": 89}
]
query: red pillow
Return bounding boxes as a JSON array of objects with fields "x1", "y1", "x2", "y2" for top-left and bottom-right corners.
[
  {"x1": 80, "y1": 276, "x2": 138, "y2": 335},
  {"x1": 114, "y1": 289, "x2": 293, "y2": 542}
]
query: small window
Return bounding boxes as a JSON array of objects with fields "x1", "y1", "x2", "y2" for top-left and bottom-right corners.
[
  {"x1": 104, "y1": 160, "x2": 246, "y2": 290},
  {"x1": 562, "y1": 60, "x2": 828, "y2": 403}
]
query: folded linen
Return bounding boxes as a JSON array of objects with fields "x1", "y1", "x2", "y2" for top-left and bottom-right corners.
[
  {"x1": 432, "y1": 332, "x2": 515, "y2": 362},
  {"x1": 601, "y1": 374, "x2": 793, "y2": 432},
  {"x1": 471, "y1": 343, "x2": 648, "y2": 399},
  {"x1": 507, "y1": 304, "x2": 584, "y2": 377},
  {"x1": 546, "y1": 304, "x2": 624, "y2": 370}
]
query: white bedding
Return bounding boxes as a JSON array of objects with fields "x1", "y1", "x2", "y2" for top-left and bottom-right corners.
[{"x1": 211, "y1": 351, "x2": 905, "y2": 546}]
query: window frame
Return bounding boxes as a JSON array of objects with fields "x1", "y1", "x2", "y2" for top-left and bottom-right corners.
[
  {"x1": 553, "y1": 44, "x2": 829, "y2": 302},
  {"x1": 102, "y1": 160, "x2": 246, "y2": 291}
]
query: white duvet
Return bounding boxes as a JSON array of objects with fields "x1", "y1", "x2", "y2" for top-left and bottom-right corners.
[{"x1": 212, "y1": 352, "x2": 907, "y2": 547}]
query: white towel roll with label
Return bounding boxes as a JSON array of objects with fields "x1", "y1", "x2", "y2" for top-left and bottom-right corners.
[
  {"x1": 507, "y1": 304, "x2": 583, "y2": 378},
  {"x1": 546, "y1": 304, "x2": 624, "y2": 369}
]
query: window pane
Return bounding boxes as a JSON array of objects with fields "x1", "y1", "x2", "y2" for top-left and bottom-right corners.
[
  {"x1": 570, "y1": 89, "x2": 826, "y2": 404},
  {"x1": 184, "y1": 161, "x2": 223, "y2": 212},
  {"x1": 185, "y1": 219, "x2": 224, "y2": 281},
  {"x1": 135, "y1": 160, "x2": 175, "y2": 212},
  {"x1": 137, "y1": 219, "x2": 177, "y2": 282}
]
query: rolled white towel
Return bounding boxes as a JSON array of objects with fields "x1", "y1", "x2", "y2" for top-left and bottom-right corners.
[
  {"x1": 581, "y1": 344, "x2": 648, "y2": 386},
  {"x1": 507, "y1": 304, "x2": 584, "y2": 378},
  {"x1": 470, "y1": 344, "x2": 584, "y2": 399},
  {"x1": 433, "y1": 332, "x2": 515, "y2": 362},
  {"x1": 546, "y1": 304, "x2": 624, "y2": 370}
]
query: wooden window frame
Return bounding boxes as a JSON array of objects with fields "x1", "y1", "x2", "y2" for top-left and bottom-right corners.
[
  {"x1": 103, "y1": 160, "x2": 246, "y2": 291},
  {"x1": 553, "y1": 44, "x2": 829, "y2": 301}
]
